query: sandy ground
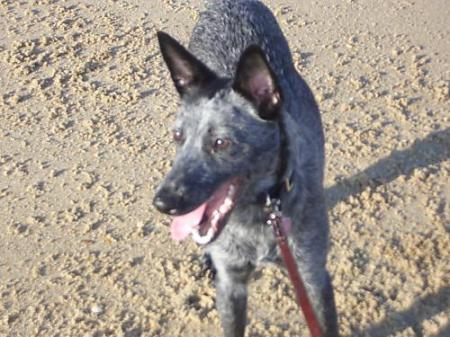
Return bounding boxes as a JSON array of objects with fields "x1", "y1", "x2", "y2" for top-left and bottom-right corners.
[{"x1": 0, "y1": 0, "x2": 449, "y2": 336}]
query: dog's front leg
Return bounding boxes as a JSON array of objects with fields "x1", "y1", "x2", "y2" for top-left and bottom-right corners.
[{"x1": 214, "y1": 259, "x2": 254, "y2": 337}]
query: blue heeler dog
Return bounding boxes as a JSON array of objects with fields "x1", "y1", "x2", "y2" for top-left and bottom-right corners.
[{"x1": 153, "y1": 1, "x2": 339, "y2": 336}]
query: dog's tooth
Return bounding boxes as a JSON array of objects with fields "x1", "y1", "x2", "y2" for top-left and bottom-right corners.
[
  {"x1": 216, "y1": 212, "x2": 222, "y2": 220},
  {"x1": 192, "y1": 228, "x2": 214, "y2": 245},
  {"x1": 211, "y1": 216, "x2": 218, "y2": 228},
  {"x1": 228, "y1": 184, "x2": 235, "y2": 196},
  {"x1": 191, "y1": 228, "x2": 205, "y2": 244},
  {"x1": 219, "y1": 204, "x2": 229, "y2": 214},
  {"x1": 211, "y1": 213, "x2": 220, "y2": 225},
  {"x1": 204, "y1": 227, "x2": 215, "y2": 241},
  {"x1": 224, "y1": 197, "x2": 233, "y2": 207}
]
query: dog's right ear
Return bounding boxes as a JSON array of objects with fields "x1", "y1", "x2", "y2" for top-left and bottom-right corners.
[
  {"x1": 157, "y1": 31, "x2": 217, "y2": 97},
  {"x1": 233, "y1": 45, "x2": 283, "y2": 120}
]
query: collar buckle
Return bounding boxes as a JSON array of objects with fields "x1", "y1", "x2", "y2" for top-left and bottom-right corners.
[
  {"x1": 285, "y1": 177, "x2": 294, "y2": 192},
  {"x1": 265, "y1": 194, "x2": 281, "y2": 212}
]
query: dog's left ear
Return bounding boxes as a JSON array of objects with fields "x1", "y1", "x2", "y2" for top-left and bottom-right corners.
[
  {"x1": 233, "y1": 45, "x2": 283, "y2": 120},
  {"x1": 157, "y1": 31, "x2": 217, "y2": 97}
]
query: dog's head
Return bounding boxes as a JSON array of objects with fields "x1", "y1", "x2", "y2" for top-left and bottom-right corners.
[{"x1": 153, "y1": 32, "x2": 283, "y2": 244}]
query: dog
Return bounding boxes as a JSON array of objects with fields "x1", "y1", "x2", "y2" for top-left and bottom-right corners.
[{"x1": 153, "y1": 1, "x2": 339, "y2": 336}]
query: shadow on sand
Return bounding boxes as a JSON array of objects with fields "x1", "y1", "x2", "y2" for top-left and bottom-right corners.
[
  {"x1": 326, "y1": 127, "x2": 450, "y2": 210},
  {"x1": 355, "y1": 285, "x2": 450, "y2": 337},
  {"x1": 325, "y1": 127, "x2": 450, "y2": 336}
]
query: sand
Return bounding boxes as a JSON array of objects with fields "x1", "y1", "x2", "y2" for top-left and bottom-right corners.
[{"x1": 0, "y1": 0, "x2": 448, "y2": 336}]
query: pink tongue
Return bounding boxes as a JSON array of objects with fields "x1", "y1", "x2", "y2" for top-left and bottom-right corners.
[{"x1": 170, "y1": 203, "x2": 207, "y2": 241}]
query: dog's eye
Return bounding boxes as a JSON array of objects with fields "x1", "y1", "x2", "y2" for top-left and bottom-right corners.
[
  {"x1": 213, "y1": 138, "x2": 231, "y2": 151},
  {"x1": 172, "y1": 129, "x2": 184, "y2": 143}
]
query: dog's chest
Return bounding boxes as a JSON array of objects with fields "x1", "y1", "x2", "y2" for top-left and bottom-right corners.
[{"x1": 211, "y1": 214, "x2": 282, "y2": 266}]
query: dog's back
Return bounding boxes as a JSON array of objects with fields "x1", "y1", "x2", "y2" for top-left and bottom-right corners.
[
  {"x1": 190, "y1": 0, "x2": 324, "y2": 144},
  {"x1": 190, "y1": 0, "x2": 293, "y2": 79}
]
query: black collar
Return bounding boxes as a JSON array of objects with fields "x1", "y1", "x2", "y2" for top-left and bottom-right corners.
[
  {"x1": 257, "y1": 116, "x2": 293, "y2": 205},
  {"x1": 271, "y1": 116, "x2": 292, "y2": 198}
]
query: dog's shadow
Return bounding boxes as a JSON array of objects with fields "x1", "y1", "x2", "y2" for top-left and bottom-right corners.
[
  {"x1": 326, "y1": 126, "x2": 450, "y2": 211},
  {"x1": 353, "y1": 285, "x2": 450, "y2": 337},
  {"x1": 324, "y1": 127, "x2": 450, "y2": 336}
]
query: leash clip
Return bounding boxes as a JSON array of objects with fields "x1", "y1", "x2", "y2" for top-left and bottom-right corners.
[
  {"x1": 264, "y1": 194, "x2": 286, "y2": 240},
  {"x1": 267, "y1": 212, "x2": 285, "y2": 239}
]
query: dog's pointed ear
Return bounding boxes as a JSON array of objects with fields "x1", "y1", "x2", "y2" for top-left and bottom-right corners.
[
  {"x1": 157, "y1": 31, "x2": 217, "y2": 97},
  {"x1": 233, "y1": 45, "x2": 283, "y2": 120}
]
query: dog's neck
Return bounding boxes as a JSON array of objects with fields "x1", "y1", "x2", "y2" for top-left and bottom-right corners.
[
  {"x1": 242, "y1": 116, "x2": 293, "y2": 207},
  {"x1": 267, "y1": 115, "x2": 292, "y2": 200}
]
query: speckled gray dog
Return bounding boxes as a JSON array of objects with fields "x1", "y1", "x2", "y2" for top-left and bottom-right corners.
[{"x1": 153, "y1": 1, "x2": 339, "y2": 336}]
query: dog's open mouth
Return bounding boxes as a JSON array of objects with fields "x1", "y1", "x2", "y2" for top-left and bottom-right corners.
[{"x1": 170, "y1": 178, "x2": 239, "y2": 245}]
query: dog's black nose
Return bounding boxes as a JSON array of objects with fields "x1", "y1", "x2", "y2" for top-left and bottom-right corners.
[
  {"x1": 153, "y1": 196, "x2": 177, "y2": 214},
  {"x1": 153, "y1": 185, "x2": 186, "y2": 215}
]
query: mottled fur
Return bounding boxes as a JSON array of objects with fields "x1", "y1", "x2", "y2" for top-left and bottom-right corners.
[{"x1": 153, "y1": 1, "x2": 339, "y2": 336}]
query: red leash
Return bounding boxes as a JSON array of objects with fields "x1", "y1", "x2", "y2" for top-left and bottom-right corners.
[{"x1": 267, "y1": 211, "x2": 324, "y2": 337}]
